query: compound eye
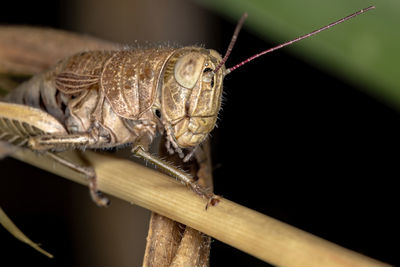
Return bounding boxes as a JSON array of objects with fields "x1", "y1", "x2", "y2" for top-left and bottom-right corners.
[
  {"x1": 174, "y1": 53, "x2": 205, "y2": 88},
  {"x1": 202, "y1": 68, "x2": 215, "y2": 88}
]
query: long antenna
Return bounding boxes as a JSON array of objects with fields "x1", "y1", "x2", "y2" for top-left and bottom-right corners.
[
  {"x1": 213, "y1": 13, "x2": 248, "y2": 74},
  {"x1": 223, "y1": 6, "x2": 375, "y2": 75}
]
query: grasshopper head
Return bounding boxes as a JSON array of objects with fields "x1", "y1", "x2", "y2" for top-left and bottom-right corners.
[
  {"x1": 160, "y1": 48, "x2": 225, "y2": 152},
  {"x1": 157, "y1": 7, "x2": 375, "y2": 157}
]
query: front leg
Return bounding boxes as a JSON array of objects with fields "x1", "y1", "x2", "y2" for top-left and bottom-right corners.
[
  {"x1": 28, "y1": 132, "x2": 110, "y2": 206},
  {"x1": 131, "y1": 135, "x2": 220, "y2": 208}
]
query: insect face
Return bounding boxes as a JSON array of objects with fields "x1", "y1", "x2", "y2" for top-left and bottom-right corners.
[{"x1": 160, "y1": 48, "x2": 225, "y2": 149}]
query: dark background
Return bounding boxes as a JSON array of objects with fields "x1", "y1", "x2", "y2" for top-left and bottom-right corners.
[{"x1": 0, "y1": 1, "x2": 399, "y2": 266}]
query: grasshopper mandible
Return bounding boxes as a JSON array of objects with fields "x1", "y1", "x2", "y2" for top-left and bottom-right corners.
[{"x1": 0, "y1": 6, "x2": 374, "y2": 207}]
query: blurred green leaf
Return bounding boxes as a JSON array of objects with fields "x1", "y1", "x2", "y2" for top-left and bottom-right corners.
[{"x1": 196, "y1": 1, "x2": 400, "y2": 109}]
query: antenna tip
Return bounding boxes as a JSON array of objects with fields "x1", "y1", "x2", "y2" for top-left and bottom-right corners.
[{"x1": 365, "y1": 5, "x2": 376, "y2": 11}]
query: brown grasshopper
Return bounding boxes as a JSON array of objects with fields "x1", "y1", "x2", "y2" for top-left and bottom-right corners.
[{"x1": 0, "y1": 6, "x2": 374, "y2": 208}]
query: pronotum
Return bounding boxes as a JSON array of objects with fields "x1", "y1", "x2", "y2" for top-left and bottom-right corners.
[{"x1": 0, "y1": 8, "x2": 374, "y2": 210}]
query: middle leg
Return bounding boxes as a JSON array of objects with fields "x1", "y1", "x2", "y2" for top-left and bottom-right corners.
[{"x1": 29, "y1": 132, "x2": 111, "y2": 206}]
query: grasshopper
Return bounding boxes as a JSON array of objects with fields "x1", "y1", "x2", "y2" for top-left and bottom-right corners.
[
  {"x1": 1, "y1": 7, "x2": 374, "y2": 208},
  {"x1": 0, "y1": 6, "x2": 375, "y2": 258}
]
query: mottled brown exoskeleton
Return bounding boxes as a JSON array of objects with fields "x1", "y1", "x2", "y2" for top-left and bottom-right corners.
[
  {"x1": 1, "y1": 7, "x2": 374, "y2": 206},
  {"x1": 3, "y1": 47, "x2": 224, "y2": 206}
]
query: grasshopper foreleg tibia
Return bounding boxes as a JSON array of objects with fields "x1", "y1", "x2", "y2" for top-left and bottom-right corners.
[{"x1": 132, "y1": 143, "x2": 220, "y2": 209}]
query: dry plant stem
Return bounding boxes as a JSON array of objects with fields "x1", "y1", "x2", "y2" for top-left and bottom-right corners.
[
  {"x1": 0, "y1": 26, "x2": 118, "y2": 76},
  {"x1": 170, "y1": 227, "x2": 210, "y2": 267},
  {"x1": 143, "y1": 141, "x2": 212, "y2": 267},
  {"x1": 0, "y1": 207, "x2": 53, "y2": 258},
  {"x1": 143, "y1": 213, "x2": 184, "y2": 267},
  {"x1": 169, "y1": 143, "x2": 212, "y2": 267},
  {"x1": 10, "y1": 149, "x2": 391, "y2": 267}
]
